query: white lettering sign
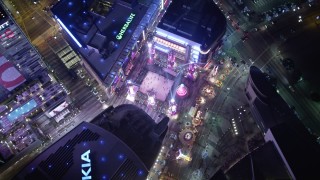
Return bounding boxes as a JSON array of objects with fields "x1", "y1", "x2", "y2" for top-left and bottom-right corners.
[
  {"x1": 81, "y1": 150, "x2": 92, "y2": 180},
  {"x1": 0, "y1": 21, "x2": 10, "y2": 31}
]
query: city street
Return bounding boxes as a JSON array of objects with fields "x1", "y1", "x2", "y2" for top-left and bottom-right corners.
[{"x1": 1, "y1": 0, "x2": 319, "y2": 179}]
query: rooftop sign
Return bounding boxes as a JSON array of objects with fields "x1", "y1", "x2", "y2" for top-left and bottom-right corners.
[
  {"x1": 116, "y1": 13, "x2": 136, "y2": 40},
  {"x1": 81, "y1": 150, "x2": 92, "y2": 180},
  {"x1": 0, "y1": 21, "x2": 9, "y2": 31}
]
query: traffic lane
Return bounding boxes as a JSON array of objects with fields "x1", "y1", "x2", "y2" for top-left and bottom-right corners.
[
  {"x1": 9, "y1": 0, "x2": 57, "y2": 41},
  {"x1": 6, "y1": 0, "x2": 32, "y2": 17},
  {"x1": 234, "y1": 28, "x2": 276, "y2": 64},
  {"x1": 278, "y1": 28, "x2": 320, "y2": 86},
  {"x1": 267, "y1": 61, "x2": 320, "y2": 134},
  {"x1": 277, "y1": 80, "x2": 320, "y2": 134},
  {"x1": 23, "y1": 12, "x2": 51, "y2": 40},
  {"x1": 267, "y1": 5, "x2": 320, "y2": 36},
  {"x1": 207, "y1": 67, "x2": 243, "y2": 116},
  {"x1": 223, "y1": 0, "x2": 250, "y2": 25}
]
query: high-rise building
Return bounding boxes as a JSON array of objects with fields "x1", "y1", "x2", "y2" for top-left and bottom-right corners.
[
  {"x1": 14, "y1": 104, "x2": 169, "y2": 180},
  {"x1": 0, "y1": 4, "x2": 47, "y2": 98},
  {"x1": 51, "y1": 0, "x2": 165, "y2": 96},
  {"x1": 211, "y1": 66, "x2": 320, "y2": 179},
  {"x1": 230, "y1": 66, "x2": 320, "y2": 180},
  {"x1": 156, "y1": 0, "x2": 226, "y2": 63},
  {"x1": 0, "y1": 3, "x2": 67, "y2": 165},
  {"x1": 212, "y1": 142, "x2": 292, "y2": 180},
  {"x1": 244, "y1": 66, "x2": 297, "y2": 133}
]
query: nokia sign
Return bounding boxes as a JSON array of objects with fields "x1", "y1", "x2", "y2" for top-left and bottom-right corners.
[
  {"x1": 81, "y1": 150, "x2": 92, "y2": 180},
  {"x1": 116, "y1": 13, "x2": 136, "y2": 40}
]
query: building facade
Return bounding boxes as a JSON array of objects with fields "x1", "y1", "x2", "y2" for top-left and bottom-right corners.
[
  {"x1": 0, "y1": 3, "x2": 67, "y2": 163},
  {"x1": 52, "y1": 0, "x2": 168, "y2": 97},
  {"x1": 15, "y1": 104, "x2": 168, "y2": 179}
]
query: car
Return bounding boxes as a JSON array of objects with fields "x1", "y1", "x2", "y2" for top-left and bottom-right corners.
[
  {"x1": 288, "y1": 85, "x2": 295, "y2": 93},
  {"x1": 227, "y1": 11, "x2": 234, "y2": 15},
  {"x1": 42, "y1": 7, "x2": 49, "y2": 12},
  {"x1": 241, "y1": 36, "x2": 249, "y2": 42}
]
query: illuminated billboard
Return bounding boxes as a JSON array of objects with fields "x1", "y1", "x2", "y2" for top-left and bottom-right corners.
[
  {"x1": 48, "y1": 101, "x2": 69, "y2": 118},
  {"x1": 0, "y1": 55, "x2": 25, "y2": 91},
  {"x1": 116, "y1": 13, "x2": 136, "y2": 40}
]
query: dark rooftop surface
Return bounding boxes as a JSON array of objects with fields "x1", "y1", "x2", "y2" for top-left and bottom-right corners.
[
  {"x1": 0, "y1": 5, "x2": 8, "y2": 24},
  {"x1": 268, "y1": 122, "x2": 320, "y2": 179},
  {"x1": 51, "y1": 0, "x2": 148, "y2": 80},
  {"x1": 222, "y1": 142, "x2": 291, "y2": 180},
  {"x1": 249, "y1": 66, "x2": 299, "y2": 132},
  {"x1": 91, "y1": 104, "x2": 168, "y2": 169},
  {"x1": 249, "y1": 66, "x2": 277, "y2": 99},
  {"x1": 14, "y1": 121, "x2": 148, "y2": 180},
  {"x1": 158, "y1": 0, "x2": 226, "y2": 52},
  {"x1": 0, "y1": 5, "x2": 7, "y2": 23}
]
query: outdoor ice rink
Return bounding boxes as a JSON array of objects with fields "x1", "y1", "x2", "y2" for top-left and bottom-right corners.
[{"x1": 139, "y1": 71, "x2": 174, "y2": 101}]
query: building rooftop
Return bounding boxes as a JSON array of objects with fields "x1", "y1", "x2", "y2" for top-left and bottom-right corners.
[
  {"x1": 15, "y1": 104, "x2": 168, "y2": 179},
  {"x1": 220, "y1": 142, "x2": 291, "y2": 180},
  {"x1": 91, "y1": 104, "x2": 168, "y2": 169},
  {"x1": 0, "y1": 4, "x2": 48, "y2": 99},
  {"x1": 51, "y1": 0, "x2": 149, "y2": 80},
  {"x1": 248, "y1": 66, "x2": 299, "y2": 132},
  {"x1": 266, "y1": 122, "x2": 320, "y2": 179},
  {"x1": 14, "y1": 121, "x2": 149, "y2": 180},
  {"x1": 158, "y1": 0, "x2": 226, "y2": 53},
  {"x1": 249, "y1": 66, "x2": 277, "y2": 99},
  {"x1": 0, "y1": 5, "x2": 7, "y2": 23}
]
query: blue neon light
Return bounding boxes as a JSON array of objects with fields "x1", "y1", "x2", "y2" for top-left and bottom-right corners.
[
  {"x1": 99, "y1": 140, "x2": 105, "y2": 145},
  {"x1": 156, "y1": 30, "x2": 167, "y2": 37},
  {"x1": 100, "y1": 156, "x2": 107, "y2": 162},
  {"x1": 192, "y1": 46, "x2": 200, "y2": 51},
  {"x1": 154, "y1": 45, "x2": 169, "y2": 53},
  {"x1": 7, "y1": 99, "x2": 37, "y2": 121},
  {"x1": 167, "y1": 35, "x2": 186, "y2": 45},
  {"x1": 138, "y1": 170, "x2": 144, "y2": 176},
  {"x1": 56, "y1": 17, "x2": 82, "y2": 48},
  {"x1": 118, "y1": 154, "x2": 125, "y2": 160}
]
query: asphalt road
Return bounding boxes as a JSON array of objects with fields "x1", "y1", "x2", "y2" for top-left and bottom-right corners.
[
  {"x1": 1, "y1": 0, "x2": 319, "y2": 179},
  {"x1": 222, "y1": 0, "x2": 320, "y2": 135}
]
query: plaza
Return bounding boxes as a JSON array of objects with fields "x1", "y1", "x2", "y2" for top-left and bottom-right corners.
[{"x1": 139, "y1": 71, "x2": 174, "y2": 102}]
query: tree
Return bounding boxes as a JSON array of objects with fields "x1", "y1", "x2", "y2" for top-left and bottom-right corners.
[
  {"x1": 290, "y1": 69, "x2": 302, "y2": 85},
  {"x1": 310, "y1": 92, "x2": 320, "y2": 102}
]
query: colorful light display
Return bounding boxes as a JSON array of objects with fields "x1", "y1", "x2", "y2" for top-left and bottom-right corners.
[
  {"x1": 176, "y1": 149, "x2": 192, "y2": 162},
  {"x1": 176, "y1": 84, "x2": 188, "y2": 97}
]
